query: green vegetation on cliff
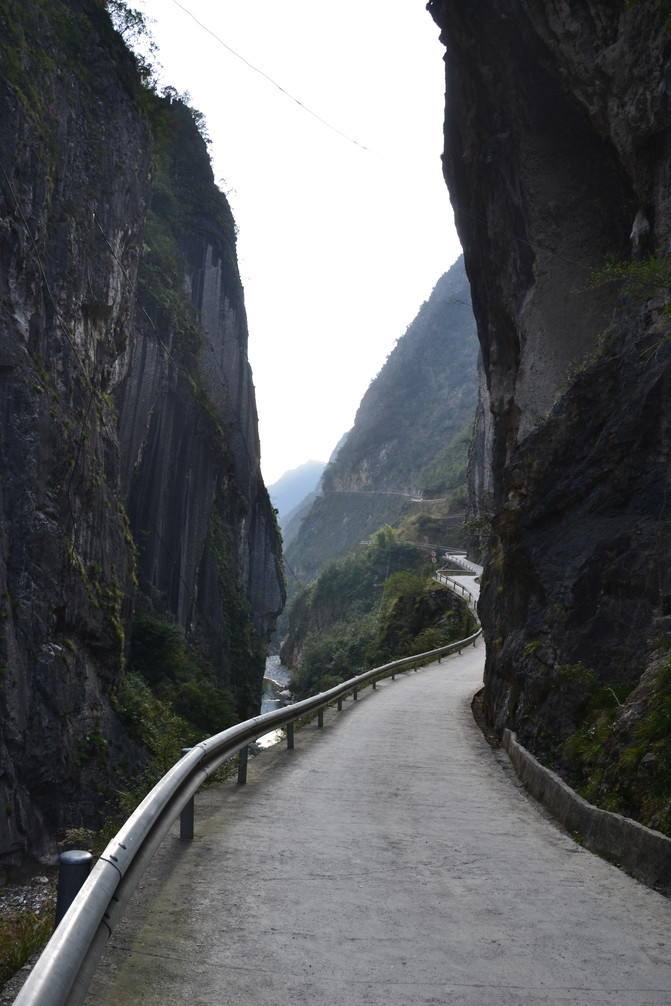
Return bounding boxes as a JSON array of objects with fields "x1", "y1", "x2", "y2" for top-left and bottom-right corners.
[
  {"x1": 126, "y1": 612, "x2": 238, "y2": 739},
  {"x1": 282, "y1": 527, "x2": 475, "y2": 697},
  {"x1": 558, "y1": 647, "x2": 671, "y2": 836}
]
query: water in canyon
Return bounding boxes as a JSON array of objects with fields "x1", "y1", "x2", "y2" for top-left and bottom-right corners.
[{"x1": 257, "y1": 655, "x2": 293, "y2": 748}]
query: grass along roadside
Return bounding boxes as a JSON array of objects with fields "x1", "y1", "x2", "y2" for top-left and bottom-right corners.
[{"x1": 0, "y1": 874, "x2": 56, "y2": 993}]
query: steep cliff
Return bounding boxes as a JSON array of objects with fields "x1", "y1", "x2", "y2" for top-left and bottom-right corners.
[
  {"x1": 285, "y1": 258, "x2": 479, "y2": 583},
  {"x1": 429, "y1": 1, "x2": 671, "y2": 831},
  {"x1": 0, "y1": 0, "x2": 283, "y2": 874},
  {"x1": 117, "y1": 95, "x2": 284, "y2": 713}
]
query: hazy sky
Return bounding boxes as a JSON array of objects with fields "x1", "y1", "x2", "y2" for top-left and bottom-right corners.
[{"x1": 136, "y1": 0, "x2": 462, "y2": 484}]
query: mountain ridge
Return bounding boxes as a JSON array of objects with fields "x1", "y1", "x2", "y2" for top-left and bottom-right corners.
[
  {"x1": 268, "y1": 460, "x2": 326, "y2": 528},
  {"x1": 284, "y1": 257, "x2": 478, "y2": 587}
]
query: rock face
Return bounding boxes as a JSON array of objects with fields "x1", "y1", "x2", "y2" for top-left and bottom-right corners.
[
  {"x1": 429, "y1": 1, "x2": 671, "y2": 826},
  {"x1": 0, "y1": 1, "x2": 283, "y2": 874},
  {"x1": 116, "y1": 97, "x2": 284, "y2": 711}
]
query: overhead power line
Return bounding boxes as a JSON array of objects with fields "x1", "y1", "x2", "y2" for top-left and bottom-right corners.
[{"x1": 169, "y1": 0, "x2": 374, "y2": 153}]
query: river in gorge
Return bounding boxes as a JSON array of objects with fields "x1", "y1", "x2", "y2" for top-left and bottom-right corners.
[{"x1": 257, "y1": 654, "x2": 293, "y2": 748}]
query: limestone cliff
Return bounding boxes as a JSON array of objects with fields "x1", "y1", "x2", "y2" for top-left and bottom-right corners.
[
  {"x1": 429, "y1": 1, "x2": 671, "y2": 831},
  {"x1": 116, "y1": 95, "x2": 284, "y2": 712},
  {"x1": 0, "y1": 0, "x2": 283, "y2": 874}
]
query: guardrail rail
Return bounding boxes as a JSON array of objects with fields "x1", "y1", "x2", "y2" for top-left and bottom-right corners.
[{"x1": 13, "y1": 576, "x2": 481, "y2": 1006}]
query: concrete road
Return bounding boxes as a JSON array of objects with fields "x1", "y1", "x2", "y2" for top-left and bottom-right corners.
[{"x1": 86, "y1": 644, "x2": 670, "y2": 1005}]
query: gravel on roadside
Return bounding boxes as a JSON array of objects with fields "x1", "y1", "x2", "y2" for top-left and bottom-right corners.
[{"x1": 0, "y1": 873, "x2": 57, "y2": 1005}]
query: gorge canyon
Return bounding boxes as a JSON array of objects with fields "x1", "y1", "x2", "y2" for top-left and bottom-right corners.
[{"x1": 1, "y1": 0, "x2": 670, "y2": 876}]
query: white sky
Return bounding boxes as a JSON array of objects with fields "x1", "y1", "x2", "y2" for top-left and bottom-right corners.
[{"x1": 136, "y1": 0, "x2": 462, "y2": 484}]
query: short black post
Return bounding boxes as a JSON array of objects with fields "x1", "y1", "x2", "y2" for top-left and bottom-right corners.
[
  {"x1": 337, "y1": 697, "x2": 343, "y2": 711},
  {"x1": 180, "y1": 748, "x2": 194, "y2": 840},
  {"x1": 180, "y1": 796, "x2": 194, "y2": 840},
  {"x1": 353, "y1": 686, "x2": 358, "y2": 701},
  {"x1": 287, "y1": 722, "x2": 294, "y2": 749},
  {"x1": 237, "y1": 744, "x2": 249, "y2": 785},
  {"x1": 55, "y1": 850, "x2": 93, "y2": 927},
  {"x1": 372, "y1": 679, "x2": 377, "y2": 690},
  {"x1": 318, "y1": 708, "x2": 324, "y2": 728},
  {"x1": 392, "y1": 670, "x2": 395, "y2": 680}
]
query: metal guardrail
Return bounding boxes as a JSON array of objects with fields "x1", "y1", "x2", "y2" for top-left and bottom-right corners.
[
  {"x1": 435, "y1": 565, "x2": 480, "y2": 612},
  {"x1": 439, "y1": 553, "x2": 483, "y2": 576},
  {"x1": 434, "y1": 570, "x2": 478, "y2": 606},
  {"x1": 14, "y1": 597, "x2": 481, "y2": 1006}
]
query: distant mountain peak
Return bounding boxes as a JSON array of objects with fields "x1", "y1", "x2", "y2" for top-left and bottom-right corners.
[{"x1": 268, "y1": 460, "x2": 327, "y2": 521}]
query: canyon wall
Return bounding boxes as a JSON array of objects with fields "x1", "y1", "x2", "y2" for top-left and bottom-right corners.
[
  {"x1": 116, "y1": 96, "x2": 284, "y2": 713},
  {"x1": 0, "y1": 0, "x2": 283, "y2": 874},
  {"x1": 429, "y1": 1, "x2": 671, "y2": 830}
]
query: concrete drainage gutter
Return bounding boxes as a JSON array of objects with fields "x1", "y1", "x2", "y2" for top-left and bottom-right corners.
[{"x1": 502, "y1": 729, "x2": 671, "y2": 889}]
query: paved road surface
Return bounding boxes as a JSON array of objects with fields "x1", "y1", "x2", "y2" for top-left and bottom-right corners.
[{"x1": 86, "y1": 643, "x2": 670, "y2": 1005}]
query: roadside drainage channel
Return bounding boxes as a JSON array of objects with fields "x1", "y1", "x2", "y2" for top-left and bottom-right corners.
[{"x1": 502, "y1": 728, "x2": 671, "y2": 890}]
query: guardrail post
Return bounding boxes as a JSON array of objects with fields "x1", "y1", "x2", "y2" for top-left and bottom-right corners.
[
  {"x1": 353, "y1": 686, "x2": 358, "y2": 700},
  {"x1": 55, "y1": 850, "x2": 93, "y2": 927},
  {"x1": 287, "y1": 722, "x2": 294, "y2": 749},
  {"x1": 180, "y1": 797, "x2": 194, "y2": 840},
  {"x1": 318, "y1": 708, "x2": 324, "y2": 728},
  {"x1": 237, "y1": 744, "x2": 249, "y2": 785},
  {"x1": 180, "y1": 748, "x2": 194, "y2": 839},
  {"x1": 337, "y1": 697, "x2": 343, "y2": 711}
]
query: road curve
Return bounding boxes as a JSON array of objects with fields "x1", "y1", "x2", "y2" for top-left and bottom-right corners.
[{"x1": 85, "y1": 643, "x2": 670, "y2": 1006}]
